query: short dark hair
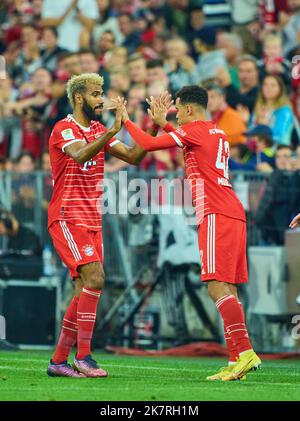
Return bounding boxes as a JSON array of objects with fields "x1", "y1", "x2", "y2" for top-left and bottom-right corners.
[
  {"x1": 146, "y1": 59, "x2": 163, "y2": 69},
  {"x1": 176, "y1": 85, "x2": 208, "y2": 109},
  {"x1": 276, "y1": 145, "x2": 292, "y2": 152},
  {"x1": 43, "y1": 26, "x2": 58, "y2": 38},
  {"x1": 257, "y1": 135, "x2": 273, "y2": 148}
]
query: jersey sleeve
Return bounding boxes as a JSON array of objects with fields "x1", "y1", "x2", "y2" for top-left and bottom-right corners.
[
  {"x1": 171, "y1": 123, "x2": 204, "y2": 147},
  {"x1": 52, "y1": 121, "x2": 86, "y2": 152}
]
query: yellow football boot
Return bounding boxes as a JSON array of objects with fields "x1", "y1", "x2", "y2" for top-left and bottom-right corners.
[
  {"x1": 206, "y1": 364, "x2": 246, "y2": 381},
  {"x1": 222, "y1": 350, "x2": 261, "y2": 381}
]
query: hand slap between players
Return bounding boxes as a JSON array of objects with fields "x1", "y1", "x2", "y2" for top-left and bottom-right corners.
[{"x1": 146, "y1": 91, "x2": 173, "y2": 128}]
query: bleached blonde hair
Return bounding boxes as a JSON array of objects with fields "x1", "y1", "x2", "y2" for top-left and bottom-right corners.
[{"x1": 66, "y1": 73, "x2": 104, "y2": 108}]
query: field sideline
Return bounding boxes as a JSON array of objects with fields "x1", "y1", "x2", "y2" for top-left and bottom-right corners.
[{"x1": 0, "y1": 350, "x2": 300, "y2": 401}]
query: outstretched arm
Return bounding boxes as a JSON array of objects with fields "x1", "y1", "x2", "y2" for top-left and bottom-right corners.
[{"x1": 107, "y1": 92, "x2": 175, "y2": 163}]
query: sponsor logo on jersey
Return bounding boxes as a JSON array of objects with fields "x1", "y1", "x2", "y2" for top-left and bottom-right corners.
[
  {"x1": 218, "y1": 177, "x2": 232, "y2": 187},
  {"x1": 61, "y1": 128, "x2": 75, "y2": 140},
  {"x1": 82, "y1": 244, "x2": 94, "y2": 256}
]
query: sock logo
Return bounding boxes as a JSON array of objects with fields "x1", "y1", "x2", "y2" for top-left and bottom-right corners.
[{"x1": 82, "y1": 244, "x2": 94, "y2": 256}]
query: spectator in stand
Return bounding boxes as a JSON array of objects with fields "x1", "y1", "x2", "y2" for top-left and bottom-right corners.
[
  {"x1": 164, "y1": 36, "x2": 198, "y2": 95},
  {"x1": 41, "y1": 0, "x2": 99, "y2": 52},
  {"x1": 118, "y1": 13, "x2": 141, "y2": 54},
  {"x1": 11, "y1": 150, "x2": 36, "y2": 226},
  {"x1": 11, "y1": 23, "x2": 42, "y2": 87},
  {"x1": 0, "y1": 76, "x2": 21, "y2": 158},
  {"x1": 255, "y1": 145, "x2": 294, "y2": 245},
  {"x1": 206, "y1": 83, "x2": 247, "y2": 145},
  {"x1": 40, "y1": 26, "x2": 68, "y2": 73},
  {"x1": 51, "y1": 52, "x2": 81, "y2": 124},
  {"x1": 146, "y1": 59, "x2": 169, "y2": 89},
  {"x1": 194, "y1": 27, "x2": 228, "y2": 83},
  {"x1": 215, "y1": 54, "x2": 259, "y2": 113},
  {"x1": 128, "y1": 53, "x2": 147, "y2": 86},
  {"x1": 216, "y1": 32, "x2": 243, "y2": 89},
  {"x1": 281, "y1": 0, "x2": 300, "y2": 56},
  {"x1": 229, "y1": 125, "x2": 275, "y2": 172},
  {"x1": 92, "y1": 0, "x2": 124, "y2": 47},
  {"x1": 109, "y1": 68, "x2": 130, "y2": 98},
  {"x1": 105, "y1": 46, "x2": 128, "y2": 72},
  {"x1": 95, "y1": 30, "x2": 116, "y2": 68},
  {"x1": 257, "y1": 32, "x2": 291, "y2": 90},
  {"x1": 78, "y1": 49, "x2": 110, "y2": 93},
  {"x1": 247, "y1": 75, "x2": 294, "y2": 146}
]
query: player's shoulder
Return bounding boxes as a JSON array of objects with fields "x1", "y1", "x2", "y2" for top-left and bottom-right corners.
[{"x1": 51, "y1": 115, "x2": 81, "y2": 140}]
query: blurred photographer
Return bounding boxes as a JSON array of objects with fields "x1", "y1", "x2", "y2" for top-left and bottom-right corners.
[{"x1": 0, "y1": 208, "x2": 41, "y2": 256}]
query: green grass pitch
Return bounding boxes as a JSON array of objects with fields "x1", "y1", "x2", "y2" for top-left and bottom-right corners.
[{"x1": 0, "y1": 350, "x2": 300, "y2": 401}]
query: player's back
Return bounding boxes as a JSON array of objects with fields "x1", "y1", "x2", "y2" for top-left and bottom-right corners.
[
  {"x1": 48, "y1": 115, "x2": 107, "y2": 231},
  {"x1": 172, "y1": 120, "x2": 245, "y2": 224}
]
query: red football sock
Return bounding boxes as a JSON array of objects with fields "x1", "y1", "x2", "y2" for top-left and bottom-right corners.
[
  {"x1": 76, "y1": 287, "x2": 101, "y2": 360},
  {"x1": 216, "y1": 295, "x2": 252, "y2": 355},
  {"x1": 224, "y1": 328, "x2": 239, "y2": 363},
  {"x1": 52, "y1": 295, "x2": 79, "y2": 364}
]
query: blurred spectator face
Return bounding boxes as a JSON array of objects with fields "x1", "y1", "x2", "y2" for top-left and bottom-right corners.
[
  {"x1": 207, "y1": 88, "x2": 225, "y2": 113},
  {"x1": 61, "y1": 54, "x2": 81, "y2": 76},
  {"x1": 21, "y1": 25, "x2": 38, "y2": 45},
  {"x1": 147, "y1": 81, "x2": 165, "y2": 98},
  {"x1": 110, "y1": 71, "x2": 130, "y2": 93},
  {"x1": 32, "y1": 68, "x2": 52, "y2": 92},
  {"x1": 288, "y1": 0, "x2": 300, "y2": 12},
  {"x1": 262, "y1": 76, "x2": 280, "y2": 101},
  {"x1": 32, "y1": 0, "x2": 43, "y2": 16},
  {"x1": 165, "y1": 38, "x2": 188, "y2": 61},
  {"x1": 97, "y1": 31, "x2": 115, "y2": 54},
  {"x1": 238, "y1": 60, "x2": 258, "y2": 89},
  {"x1": 97, "y1": 0, "x2": 109, "y2": 12},
  {"x1": 79, "y1": 52, "x2": 99, "y2": 73},
  {"x1": 255, "y1": 136, "x2": 272, "y2": 152},
  {"x1": 275, "y1": 147, "x2": 291, "y2": 170},
  {"x1": 42, "y1": 28, "x2": 57, "y2": 50},
  {"x1": 118, "y1": 15, "x2": 133, "y2": 36},
  {"x1": 264, "y1": 39, "x2": 282, "y2": 60},
  {"x1": 216, "y1": 33, "x2": 242, "y2": 64},
  {"x1": 190, "y1": 9, "x2": 204, "y2": 30},
  {"x1": 107, "y1": 47, "x2": 128, "y2": 68},
  {"x1": 151, "y1": 35, "x2": 166, "y2": 55},
  {"x1": 127, "y1": 86, "x2": 146, "y2": 109},
  {"x1": 128, "y1": 58, "x2": 146, "y2": 84},
  {"x1": 41, "y1": 152, "x2": 51, "y2": 171},
  {"x1": 16, "y1": 154, "x2": 35, "y2": 173},
  {"x1": 147, "y1": 64, "x2": 167, "y2": 85}
]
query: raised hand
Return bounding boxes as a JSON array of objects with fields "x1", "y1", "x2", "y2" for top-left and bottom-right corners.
[
  {"x1": 289, "y1": 213, "x2": 300, "y2": 229},
  {"x1": 109, "y1": 96, "x2": 127, "y2": 134},
  {"x1": 146, "y1": 91, "x2": 173, "y2": 128}
]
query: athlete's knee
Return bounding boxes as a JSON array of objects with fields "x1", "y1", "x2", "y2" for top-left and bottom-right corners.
[
  {"x1": 79, "y1": 262, "x2": 105, "y2": 290},
  {"x1": 207, "y1": 280, "x2": 231, "y2": 302}
]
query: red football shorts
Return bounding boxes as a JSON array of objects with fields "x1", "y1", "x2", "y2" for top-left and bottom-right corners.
[
  {"x1": 49, "y1": 220, "x2": 103, "y2": 279},
  {"x1": 198, "y1": 213, "x2": 248, "y2": 284}
]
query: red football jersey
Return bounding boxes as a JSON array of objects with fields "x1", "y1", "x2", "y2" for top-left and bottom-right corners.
[
  {"x1": 168, "y1": 120, "x2": 246, "y2": 224},
  {"x1": 48, "y1": 114, "x2": 119, "y2": 231}
]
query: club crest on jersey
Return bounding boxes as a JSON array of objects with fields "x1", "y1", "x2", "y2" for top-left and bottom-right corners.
[
  {"x1": 82, "y1": 244, "x2": 94, "y2": 257},
  {"x1": 61, "y1": 128, "x2": 75, "y2": 140}
]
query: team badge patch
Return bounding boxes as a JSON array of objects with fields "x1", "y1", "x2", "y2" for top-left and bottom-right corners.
[
  {"x1": 82, "y1": 244, "x2": 94, "y2": 256},
  {"x1": 61, "y1": 128, "x2": 75, "y2": 140}
]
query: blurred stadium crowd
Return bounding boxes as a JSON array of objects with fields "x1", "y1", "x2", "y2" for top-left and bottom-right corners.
[{"x1": 1, "y1": 0, "x2": 300, "y2": 247}]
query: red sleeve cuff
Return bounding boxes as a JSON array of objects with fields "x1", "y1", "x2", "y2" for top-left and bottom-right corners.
[{"x1": 163, "y1": 122, "x2": 175, "y2": 133}]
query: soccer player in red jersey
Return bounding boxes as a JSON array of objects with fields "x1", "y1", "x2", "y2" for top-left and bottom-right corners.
[
  {"x1": 121, "y1": 85, "x2": 261, "y2": 381},
  {"x1": 47, "y1": 73, "x2": 149, "y2": 378}
]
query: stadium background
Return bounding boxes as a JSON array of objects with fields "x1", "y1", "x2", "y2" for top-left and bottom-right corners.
[{"x1": 1, "y1": 0, "x2": 300, "y2": 358}]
